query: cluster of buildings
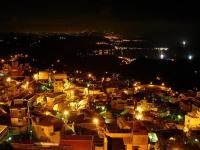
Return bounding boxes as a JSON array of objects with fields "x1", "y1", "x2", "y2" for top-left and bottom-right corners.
[{"x1": 0, "y1": 61, "x2": 199, "y2": 150}]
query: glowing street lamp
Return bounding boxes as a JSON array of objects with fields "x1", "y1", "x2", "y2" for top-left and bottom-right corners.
[
  {"x1": 93, "y1": 118, "x2": 99, "y2": 126},
  {"x1": 161, "y1": 83, "x2": 165, "y2": 86},
  {"x1": 136, "y1": 106, "x2": 143, "y2": 113},
  {"x1": 63, "y1": 110, "x2": 69, "y2": 116},
  {"x1": 33, "y1": 74, "x2": 38, "y2": 80},
  {"x1": 136, "y1": 114, "x2": 143, "y2": 120},
  {"x1": 6, "y1": 77, "x2": 11, "y2": 82},
  {"x1": 70, "y1": 90, "x2": 74, "y2": 94},
  {"x1": 188, "y1": 55, "x2": 193, "y2": 60},
  {"x1": 182, "y1": 41, "x2": 186, "y2": 46},
  {"x1": 160, "y1": 54, "x2": 164, "y2": 59},
  {"x1": 88, "y1": 73, "x2": 92, "y2": 78}
]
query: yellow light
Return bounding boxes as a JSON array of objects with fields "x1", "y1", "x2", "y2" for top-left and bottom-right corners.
[
  {"x1": 88, "y1": 73, "x2": 92, "y2": 78},
  {"x1": 70, "y1": 90, "x2": 74, "y2": 94},
  {"x1": 33, "y1": 74, "x2": 38, "y2": 80},
  {"x1": 63, "y1": 110, "x2": 69, "y2": 116},
  {"x1": 6, "y1": 77, "x2": 11, "y2": 82},
  {"x1": 150, "y1": 82, "x2": 153, "y2": 85},
  {"x1": 169, "y1": 137, "x2": 176, "y2": 141},
  {"x1": 45, "y1": 111, "x2": 50, "y2": 116},
  {"x1": 136, "y1": 106, "x2": 143, "y2": 113},
  {"x1": 161, "y1": 83, "x2": 165, "y2": 86},
  {"x1": 136, "y1": 114, "x2": 143, "y2": 120},
  {"x1": 87, "y1": 83, "x2": 90, "y2": 87},
  {"x1": 53, "y1": 104, "x2": 59, "y2": 111},
  {"x1": 183, "y1": 127, "x2": 189, "y2": 132},
  {"x1": 93, "y1": 118, "x2": 99, "y2": 125},
  {"x1": 124, "y1": 90, "x2": 128, "y2": 94},
  {"x1": 1, "y1": 59, "x2": 5, "y2": 63}
]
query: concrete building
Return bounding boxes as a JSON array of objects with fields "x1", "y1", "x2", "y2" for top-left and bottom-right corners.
[
  {"x1": 137, "y1": 100, "x2": 156, "y2": 112},
  {"x1": 105, "y1": 120, "x2": 148, "y2": 150},
  {"x1": 37, "y1": 71, "x2": 50, "y2": 80},
  {"x1": 9, "y1": 99, "x2": 29, "y2": 134},
  {"x1": 52, "y1": 74, "x2": 67, "y2": 93},
  {"x1": 32, "y1": 115, "x2": 63, "y2": 144},
  {"x1": 185, "y1": 110, "x2": 200, "y2": 130}
]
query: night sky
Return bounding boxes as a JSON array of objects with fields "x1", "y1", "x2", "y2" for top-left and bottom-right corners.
[{"x1": 0, "y1": 1, "x2": 199, "y2": 40}]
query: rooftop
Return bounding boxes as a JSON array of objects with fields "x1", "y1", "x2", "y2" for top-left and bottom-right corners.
[
  {"x1": 32, "y1": 115, "x2": 63, "y2": 131},
  {"x1": 0, "y1": 125, "x2": 8, "y2": 134}
]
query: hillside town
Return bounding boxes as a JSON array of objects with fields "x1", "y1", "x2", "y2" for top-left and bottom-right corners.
[{"x1": 0, "y1": 54, "x2": 199, "y2": 150}]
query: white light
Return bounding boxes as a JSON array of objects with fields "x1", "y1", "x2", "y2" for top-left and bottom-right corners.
[
  {"x1": 8, "y1": 137, "x2": 12, "y2": 141},
  {"x1": 182, "y1": 41, "x2": 186, "y2": 46},
  {"x1": 195, "y1": 138, "x2": 199, "y2": 142},
  {"x1": 188, "y1": 55, "x2": 193, "y2": 60},
  {"x1": 160, "y1": 54, "x2": 164, "y2": 59}
]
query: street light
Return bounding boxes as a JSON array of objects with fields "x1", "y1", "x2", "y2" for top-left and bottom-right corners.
[
  {"x1": 160, "y1": 54, "x2": 164, "y2": 59},
  {"x1": 63, "y1": 110, "x2": 69, "y2": 116},
  {"x1": 6, "y1": 77, "x2": 11, "y2": 82},
  {"x1": 88, "y1": 73, "x2": 92, "y2": 78},
  {"x1": 136, "y1": 114, "x2": 143, "y2": 120},
  {"x1": 136, "y1": 106, "x2": 143, "y2": 113},
  {"x1": 182, "y1": 41, "x2": 186, "y2": 46},
  {"x1": 93, "y1": 118, "x2": 99, "y2": 126},
  {"x1": 188, "y1": 55, "x2": 193, "y2": 60},
  {"x1": 33, "y1": 74, "x2": 38, "y2": 80}
]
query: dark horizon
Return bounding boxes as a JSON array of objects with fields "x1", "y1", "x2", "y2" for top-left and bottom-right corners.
[{"x1": 0, "y1": 1, "x2": 199, "y2": 39}]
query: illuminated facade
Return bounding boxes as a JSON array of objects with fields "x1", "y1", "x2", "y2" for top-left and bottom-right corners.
[{"x1": 185, "y1": 110, "x2": 200, "y2": 129}]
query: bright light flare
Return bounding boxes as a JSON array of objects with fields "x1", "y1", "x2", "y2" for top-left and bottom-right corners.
[
  {"x1": 182, "y1": 41, "x2": 186, "y2": 46},
  {"x1": 136, "y1": 106, "x2": 143, "y2": 113},
  {"x1": 63, "y1": 110, "x2": 69, "y2": 116},
  {"x1": 136, "y1": 114, "x2": 143, "y2": 120},
  {"x1": 188, "y1": 55, "x2": 193, "y2": 60},
  {"x1": 6, "y1": 77, "x2": 11, "y2": 82},
  {"x1": 160, "y1": 54, "x2": 164, "y2": 59},
  {"x1": 93, "y1": 118, "x2": 99, "y2": 125}
]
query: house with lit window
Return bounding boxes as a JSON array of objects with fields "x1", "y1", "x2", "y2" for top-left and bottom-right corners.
[
  {"x1": 52, "y1": 73, "x2": 67, "y2": 93},
  {"x1": 9, "y1": 99, "x2": 29, "y2": 134},
  {"x1": 31, "y1": 115, "x2": 63, "y2": 144},
  {"x1": 185, "y1": 110, "x2": 200, "y2": 130}
]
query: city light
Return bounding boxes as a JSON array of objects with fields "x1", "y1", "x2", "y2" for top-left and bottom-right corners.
[
  {"x1": 88, "y1": 73, "x2": 92, "y2": 78},
  {"x1": 183, "y1": 127, "x2": 189, "y2": 132},
  {"x1": 136, "y1": 106, "x2": 143, "y2": 113},
  {"x1": 6, "y1": 77, "x2": 11, "y2": 82},
  {"x1": 161, "y1": 83, "x2": 165, "y2": 86},
  {"x1": 182, "y1": 41, "x2": 186, "y2": 46},
  {"x1": 136, "y1": 114, "x2": 143, "y2": 120},
  {"x1": 45, "y1": 111, "x2": 51, "y2": 116},
  {"x1": 93, "y1": 118, "x2": 99, "y2": 125},
  {"x1": 123, "y1": 90, "x2": 128, "y2": 94},
  {"x1": 7, "y1": 136, "x2": 12, "y2": 141},
  {"x1": 160, "y1": 54, "x2": 164, "y2": 59},
  {"x1": 1, "y1": 59, "x2": 5, "y2": 63},
  {"x1": 188, "y1": 55, "x2": 193, "y2": 60},
  {"x1": 63, "y1": 110, "x2": 69, "y2": 116},
  {"x1": 33, "y1": 74, "x2": 38, "y2": 80},
  {"x1": 70, "y1": 90, "x2": 74, "y2": 94}
]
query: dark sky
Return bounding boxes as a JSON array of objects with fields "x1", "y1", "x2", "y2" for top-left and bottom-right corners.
[{"x1": 0, "y1": 0, "x2": 199, "y2": 39}]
